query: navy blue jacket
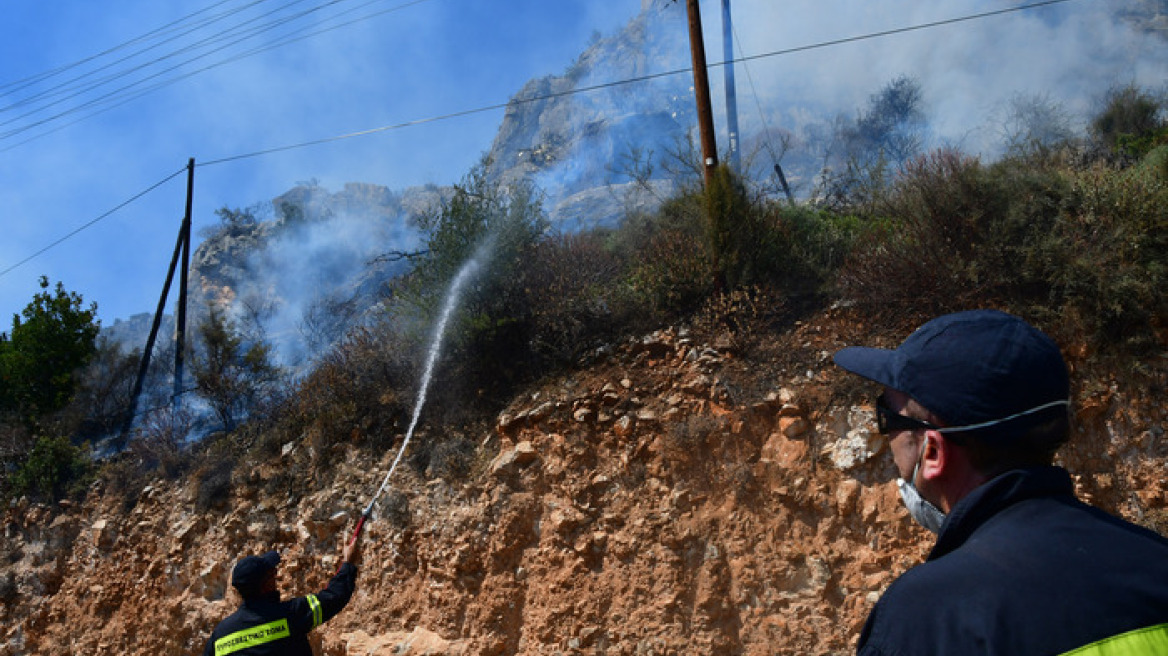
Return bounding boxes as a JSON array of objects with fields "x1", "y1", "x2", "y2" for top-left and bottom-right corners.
[
  {"x1": 857, "y1": 466, "x2": 1168, "y2": 655},
  {"x1": 203, "y1": 562, "x2": 358, "y2": 656}
]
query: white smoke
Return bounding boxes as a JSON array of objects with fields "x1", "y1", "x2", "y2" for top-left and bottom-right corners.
[
  {"x1": 524, "y1": 0, "x2": 1168, "y2": 205},
  {"x1": 221, "y1": 0, "x2": 1166, "y2": 362},
  {"x1": 228, "y1": 193, "x2": 424, "y2": 368}
]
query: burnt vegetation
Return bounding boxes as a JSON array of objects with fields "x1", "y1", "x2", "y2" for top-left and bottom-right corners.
[{"x1": 2, "y1": 80, "x2": 1166, "y2": 507}]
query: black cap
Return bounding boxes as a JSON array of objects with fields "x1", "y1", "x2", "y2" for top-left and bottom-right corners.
[
  {"x1": 231, "y1": 550, "x2": 280, "y2": 590},
  {"x1": 834, "y1": 310, "x2": 1069, "y2": 441}
]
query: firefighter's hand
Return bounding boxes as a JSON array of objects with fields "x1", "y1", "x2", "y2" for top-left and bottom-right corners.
[{"x1": 342, "y1": 531, "x2": 362, "y2": 567}]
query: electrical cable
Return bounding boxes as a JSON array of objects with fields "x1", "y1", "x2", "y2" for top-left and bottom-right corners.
[
  {"x1": 0, "y1": 166, "x2": 188, "y2": 280},
  {"x1": 721, "y1": 0, "x2": 1076, "y2": 69},
  {"x1": 0, "y1": 0, "x2": 436, "y2": 145},
  {"x1": 0, "y1": 0, "x2": 278, "y2": 114},
  {"x1": 200, "y1": 0, "x2": 1079, "y2": 166},
  {"x1": 0, "y1": 0, "x2": 258, "y2": 98},
  {"x1": 0, "y1": 0, "x2": 354, "y2": 138},
  {"x1": 1, "y1": 0, "x2": 1082, "y2": 269}
]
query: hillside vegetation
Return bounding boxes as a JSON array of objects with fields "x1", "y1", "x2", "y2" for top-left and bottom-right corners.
[{"x1": 0, "y1": 85, "x2": 1165, "y2": 655}]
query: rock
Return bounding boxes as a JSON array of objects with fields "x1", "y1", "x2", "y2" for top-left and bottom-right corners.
[
  {"x1": 46, "y1": 515, "x2": 78, "y2": 552},
  {"x1": 635, "y1": 334, "x2": 672, "y2": 359},
  {"x1": 613, "y1": 415, "x2": 634, "y2": 437},
  {"x1": 828, "y1": 427, "x2": 886, "y2": 471},
  {"x1": 779, "y1": 416, "x2": 810, "y2": 438},
  {"x1": 91, "y1": 519, "x2": 118, "y2": 550},
  {"x1": 198, "y1": 561, "x2": 228, "y2": 601},
  {"x1": 496, "y1": 412, "x2": 519, "y2": 435},
  {"x1": 332, "y1": 627, "x2": 467, "y2": 655},
  {"x1": 681, "y1": 375, "x2": 712, "y2": 395},
  {"x1": 490, "y1": 442, "x2": 539, "y2": 477},
  {"x1": 760, "y1": 433, "x2": 809, "y2": 469},
  {"x1": 513, "y1": 441, "x2": 538, "y2": 466},
  {"x1": 522, "y1": 401, "x2": 555, "y2": 424}
]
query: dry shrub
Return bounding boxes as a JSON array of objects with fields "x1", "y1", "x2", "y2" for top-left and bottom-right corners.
[
  {"x1": 130, "y1": 408, "x2": 194, "y2": 479},
  {"x1": 523, "y1": 232, "x2": 631, "y2": 365},
  {"x1": 378, "y1": 489, "x2": 411, "y2": 529},
  {"x1": 409, "y1": 433, "x2": 477, "y2": 482},
  {"x1": 625, "y1": 224, "x2": 713, "y2": 319},
  {"x1": 691, "y1": 286, "x2": 786, "y2": 355},
  {"x1": 290, "y1": 325, "x2": 411, "y2": 449},
  {"x1": 192, "y1": 438, "x2": 237, "y2": 512},
  {"x1": 97, "y1": 453, "x2": 151, "y2": 511},
  {"x1": 839, "y1": 148, "x2": 1006, "y2": 312}
]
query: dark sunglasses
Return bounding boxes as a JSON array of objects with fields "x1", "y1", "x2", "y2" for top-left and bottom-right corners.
[{"x1": 876, "y1": 394, "x2": 941, "y2": 434}]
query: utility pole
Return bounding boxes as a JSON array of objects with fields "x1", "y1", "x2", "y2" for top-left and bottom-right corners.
[
  {"x1": 685, "y1": 0, "x2": 718, "y2": 184},
  {"x1": 173, "y1": 158, "x2": 194, "y2": 416},
  {"x1": 118, "y1": 158, "x2": 195, "y2": 447},
  {"x1": 721, "y1": 0, "x2": 740, "y2": 171}
]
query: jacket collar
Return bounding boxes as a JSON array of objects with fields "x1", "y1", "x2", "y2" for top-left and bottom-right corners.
[{"x1": 928, "y1": 465, "x2": 1075, "y2": 560}]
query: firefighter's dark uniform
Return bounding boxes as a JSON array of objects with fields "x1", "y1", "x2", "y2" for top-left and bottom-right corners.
[
  {"x1": 857, "y1": 466, "x2": 1168, "y2": 655},
  {"x1": 203, "y1": 561, "x2": 357, "y2": 656}
]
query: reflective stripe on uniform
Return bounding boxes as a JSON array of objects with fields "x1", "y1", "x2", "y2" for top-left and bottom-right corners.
[
  {"x1": 307, "y1": 593, "x2": 323, "y2": 628},
  {"x1": 214, "y1": 619, "x2": 290, "y2": 656},
  {"x1": 1060, "y1": 623, "x2": 1168, "y2": 656}
]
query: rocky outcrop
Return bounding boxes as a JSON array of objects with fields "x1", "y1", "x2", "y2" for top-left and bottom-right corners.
[{"x1": 485, "y1": 1, "x2": 694, "y2": 229}]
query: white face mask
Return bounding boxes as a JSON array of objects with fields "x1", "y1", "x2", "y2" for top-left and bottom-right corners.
[{"x1": 896, "y1": 439, "x2": 947, "y2": 533}]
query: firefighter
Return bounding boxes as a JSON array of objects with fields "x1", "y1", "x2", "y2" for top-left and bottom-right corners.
[
  {"x1": 203, "y1": 532, "x2": 361, "y2": 656},
  {"x1": 835, "y1": 309, "x2": 1168, "y2": 654}
]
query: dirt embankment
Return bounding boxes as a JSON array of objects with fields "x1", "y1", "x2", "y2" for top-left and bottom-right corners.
[{"x1": 2, "y1": 310, "x2": 1164, "y2": 655}]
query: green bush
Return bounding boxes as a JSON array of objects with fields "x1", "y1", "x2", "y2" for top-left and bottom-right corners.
[
  {"x1": 7, "y1": 434, "x2": 91, "y2": 501},
  {"x1": 1036, "y1": 147, "x2": 1168, "y2": 349},
  {"x1": 1090, "y1": 84, "x2": 1167, "y2": 160},
  {"x1": 835, "y1": 142, "x2": 1167, "y2": 352}
]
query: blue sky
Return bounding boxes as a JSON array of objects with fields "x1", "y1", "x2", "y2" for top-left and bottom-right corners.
[
  {"x1": 0, "y1": 0, "x2": 643, "y2": 326},
  {"x1": 1, "y1": 0, "x2": 1164, "y2": 329}
]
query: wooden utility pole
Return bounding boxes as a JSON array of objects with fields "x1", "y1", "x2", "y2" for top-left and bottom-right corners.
[{"x1": 685, "y1": 0, "x2": 718, "y2": 183}]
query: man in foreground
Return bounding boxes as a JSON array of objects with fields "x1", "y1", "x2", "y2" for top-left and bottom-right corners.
[
  {"x1": 203, "y1": 533, "x2": 361, "y2": 656},
  {"x1": 834, "y1": 309, "x2": 1168, "y2": 654}
]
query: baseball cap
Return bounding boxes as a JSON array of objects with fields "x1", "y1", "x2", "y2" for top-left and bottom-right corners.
[
  {"x1": 231, "y1": 550, "x2": 280, "y2": 589},
  {"x1": 833, "y1": 310, "x2": 1070, "y2": 442}
]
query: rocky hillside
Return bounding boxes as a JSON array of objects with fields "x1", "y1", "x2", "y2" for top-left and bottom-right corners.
[
  {"x1": 3, "y1": 306, "x2": 1164, "y2": 655},
  {"x1": 484, "y1": 0, "x2": 692, "y2": 230}
]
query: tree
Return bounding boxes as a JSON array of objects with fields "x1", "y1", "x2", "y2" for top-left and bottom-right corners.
[
  {"x1": 1090, "y1": 84, "x2": 1167, "y2": 160},
  {"x1": 190, "y1": 305, "x2": 280, "y2": 431},
  {"x1": 400, "y1": 155, "x2": 549, "y2": 403},
  {"x1": 816, "y1": 76, "x2": 926, "y2": 211},
  {"x1": 1000, "y1": 93, "x2": 1077, "y2": 159},
  {"x1": 0, "y1": 277, "x2": 100, "y2": 423}
]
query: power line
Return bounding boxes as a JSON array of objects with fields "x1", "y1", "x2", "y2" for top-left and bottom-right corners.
[
  {"x1": 204, "y1": 0, "x2": 1078, "y2": 167},
  {"x1": 2, "y1": 0, "x2": 1081, "y2": 271},
  {"x1": 0, "y1": 0, "x2": 436, "y2": 147},
  {"x1": 727, "y1": 0, "x2": 1076, "y2": 68},
  {"x1": 0, "y1": 0, "x2": 259, "y2": 97},
  {"x1": 0, "y1": 167, "x2": 188, "y2": 280},
  {"x1": 0, "y1": 0, "x2": 355, "y2": 138},
  {"x1": 0, "y1": 0, "x2": 290, "y2": 119}
]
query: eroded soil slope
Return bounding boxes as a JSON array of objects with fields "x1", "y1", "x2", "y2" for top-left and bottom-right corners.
[{"x1": 2, "y1": 308, "x2": 1165, "y2": 655}]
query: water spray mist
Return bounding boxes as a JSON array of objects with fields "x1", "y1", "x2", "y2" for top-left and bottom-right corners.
[{"x1": 343, "y1": 249, "x2": 486, "y2": 553}]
